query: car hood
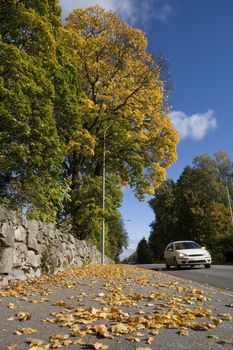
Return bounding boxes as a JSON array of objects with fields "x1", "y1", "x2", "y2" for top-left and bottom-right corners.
[{"x1": 176, "y1": 249, "x2": 208, "y2": 255}]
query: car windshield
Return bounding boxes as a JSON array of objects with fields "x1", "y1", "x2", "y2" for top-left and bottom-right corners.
[{"x1": 175, "y1": 242, "x2": 201, "y2": 250}]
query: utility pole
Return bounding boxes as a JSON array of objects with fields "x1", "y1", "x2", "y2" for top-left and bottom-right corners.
[
  {"x1": 226, "y1": 184, "x2": 233, "y2": 224},
  {"x1": 102, "y1": 125, "x2": 111, "y2": 264},
  {"x1": 217, "y1": 165, "x2": 233, "y2": 225}
]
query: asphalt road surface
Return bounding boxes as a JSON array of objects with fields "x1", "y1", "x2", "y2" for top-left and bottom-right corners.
[
  {"x1": 0, "y1": 264, "x2": 233, "y2": 350},
  {"x1": 137, "y1": 264, "x2": 233, "y2": 292}
]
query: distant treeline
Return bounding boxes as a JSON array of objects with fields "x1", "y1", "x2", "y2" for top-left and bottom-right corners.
[{"x1": 132, "y1": 152, "x2": 233, "y2": 263}]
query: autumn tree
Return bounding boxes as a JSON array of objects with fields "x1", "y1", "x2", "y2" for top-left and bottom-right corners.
[{"x1": 60, "y1": 6, "x2": 178, "y2": 239}]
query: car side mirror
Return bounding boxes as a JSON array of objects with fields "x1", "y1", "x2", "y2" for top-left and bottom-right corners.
[{"x1": 202, "y1": 247, "x2": 206, "y2": 250}]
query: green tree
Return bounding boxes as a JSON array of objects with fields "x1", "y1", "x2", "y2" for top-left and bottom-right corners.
[
  {"x1": 0, "y1": 38, "x2": 64, "y2": 220},
  {"x1": 149, "y1": 180, "x2": 177, "y2": 260},
  {"x1": 0, "y1": 0, "x2": 75, "y2": 221},
  {"x1": 107, "y1": 217, "x2": 128, "y2": 262},
  {"x1": 149, "y1": 152, "x2": 233, "y2": 261},
  {"x1": 136, "y1": 237, "x2": 153, "y2": 264},
  {"x1": 193, "y1": 151, "x2": 233, "y2": 223}
]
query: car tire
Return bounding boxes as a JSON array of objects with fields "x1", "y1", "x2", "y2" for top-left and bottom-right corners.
[
  {"x1": 204, "y1": 264, "x2": 211, "y2": 268},
  {"x1": 174, "y1": 258, "x2": 180, "y2": 270},
  {"x1": 165, "y1": 260, "x2": 170, "y2": 269}
]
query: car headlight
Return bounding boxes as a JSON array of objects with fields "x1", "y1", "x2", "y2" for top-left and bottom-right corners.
[
  {"x1": 203, "y1": 250, "x2": 210, "y2": 257},
  {"x1": 178, "y1": 253, "x2": 187, "y2": 257}
]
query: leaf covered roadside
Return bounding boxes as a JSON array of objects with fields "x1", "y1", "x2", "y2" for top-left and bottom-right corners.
[{"x1": 0, "y1": 265, "x2": 233, "y2": 349}]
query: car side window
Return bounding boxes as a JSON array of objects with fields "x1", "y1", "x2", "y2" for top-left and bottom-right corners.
[{"x1": 166, "y1": 244, "x2": 173, "y2": 252}]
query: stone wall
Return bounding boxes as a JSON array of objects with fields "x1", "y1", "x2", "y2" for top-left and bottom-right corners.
[{"x1": 0, "y1": 206, "x2": 110, "y2": 287}]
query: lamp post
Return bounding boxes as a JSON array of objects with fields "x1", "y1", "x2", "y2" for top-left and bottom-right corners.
[
  {"x1": 226, "y1": 183, "x2": 233, "y2": 225},
  {"x1": 102, "y1": 125, "x2": 111, "y2": 264},
  {"x1": 217, "y1": 166, "x2": 233, "y2": 225}
]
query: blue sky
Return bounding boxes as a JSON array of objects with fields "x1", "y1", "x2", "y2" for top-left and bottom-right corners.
[{"x1": 59, "y1": 0, "x2": 233, "y2": 258}]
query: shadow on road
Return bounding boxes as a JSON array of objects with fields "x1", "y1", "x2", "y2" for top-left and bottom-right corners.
[{"x1": 135, "y1": 264, "x2": 205, "y2": 272}]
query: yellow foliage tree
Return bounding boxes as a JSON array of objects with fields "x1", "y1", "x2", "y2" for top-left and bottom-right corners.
[{"x1": 62, "y1": 6, "x2": 179, "y2": 198}]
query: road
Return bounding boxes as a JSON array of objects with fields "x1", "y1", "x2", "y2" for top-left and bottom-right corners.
[
  {"x1": 0, "y1": 264, "x2": 233, "y2": 350},
  {"x1": 137, "y1": 264, "x2": 233, "y2": 292}
]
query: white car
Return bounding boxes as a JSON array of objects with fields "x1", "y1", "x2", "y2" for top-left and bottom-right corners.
[{"x1": 164, "y1": 241, "x2": 211, "y2": 269}]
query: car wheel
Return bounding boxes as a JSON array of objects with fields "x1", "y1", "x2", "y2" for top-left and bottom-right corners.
[
  {"x1": 174, "y1": 258, "x2": 180, "y2": 270},
  {"x1": 165, "y1": 260, "x2": 170, "y2": 269},
  {"x1": 204, "y1": 264, "x2": 211, "y2": 268}
]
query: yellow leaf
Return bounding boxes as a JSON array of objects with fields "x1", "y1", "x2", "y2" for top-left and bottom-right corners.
[
  {"x1": 50, "y1": 334, "x2": 69, "y2": 341},
  {"x1": 88, "y1": 307, "x2": 99, "y2": 315},
  {"x1": 7, "y1": 345, "x2": 17, "y2": 350},
  {"x1": 53, "y1": 300, "x2": 67, "y2": 307},
  {"x1": 218, "y1": 313, "x2": 232, "y2": 321},
  {"x1": 179, "y1": 330, "x2": 189, "y2": 336},
  {"x1": 63, "y1": 340, "x2": 73, "y2": 346},
  {"x1": 14, "y1": 330, "x2": 23, "y2": 335},
  {"x1": 7, "y1": 303, "x2": 16, "y2": 309},
  {"x1": 207, "y1": 335, "x2": 219, "y2": 340},
  {"x1": 112, "y1": 323, "x2": 129, "y2": 334},
  {"x1": 7, "y1": 317, "x2": 14, "y2": 321},
  {"x1": 218, "y1": 340, "x2": 233, "y2": 345},
  {"x1": 16, "y1": 311, "x2": 31, "y2": 321},
  {"x1": 211, "y1": 317, "x2": 223, "y2": 325},
  {"x1": 135, "y1": 332, "x2": 144, "y2": 337},
  {"x1": 94, "y1": 324, "x2": 113, "y2": 339},
  {"x1": 146, "y1": 336, "x2": 154, "y2": 344},
  {"x1": 17, "y1": 328, "x2": 37, "y2": 335},
  {"x1": 128, "y1": 336, "x2": 140, "y2": 342},
  {"x1": 72, "y1": 339, "x2": 85, "y2": 345},
  {"x1": 26, "y1": 339, "x2": 44, "y2": 346},
  {"x1": 191, "y1": 324, "x2": 209, "y2": 331},
  {"x1": 226, "y1": 302, "x2": 233, "y2": 307},
  {"x1": 138, "y1": 310, "x2": 145, "y2": 314}
]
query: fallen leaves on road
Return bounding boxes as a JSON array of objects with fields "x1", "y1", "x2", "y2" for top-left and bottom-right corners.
[{"x1": 0, "y1": 264, "x2": 232, "y2": 350}]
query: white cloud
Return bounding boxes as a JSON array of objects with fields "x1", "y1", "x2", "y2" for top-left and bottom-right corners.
[
  {"x1": 154, "y1": 4, "x2": 173, "y2": 22},
  {"x1": 59, "y1": 0, "x2": 173, "y2": 25},
  {"x1": 169, "y1": 109, "x2": 217, "y2": 140}
]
